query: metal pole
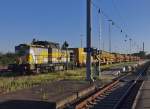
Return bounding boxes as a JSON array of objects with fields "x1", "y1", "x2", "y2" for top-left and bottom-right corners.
[
  {"x1": 102, "y1": 41, "x2": 104, "y2": 51},
  {"x1": 86, "y1": 0, "x2": 92, "y2": 81},
  {"x1": 98, "y1": 9, "x2": 101, "y2": 78},
  {"x1": 124, "y1": 40, "x2": 127, "y2": 54},
  {"x1": 98, "y1": 9, "x2": 101, "y2": 52},
  {"x1": 66, "y1": 48, "x2": 68, "y2": 71},
  {"x1": 108, "y1": 21, "x2": 112, "y2": 53},
  {"x1": 143, "y1": 42, "x2": 144, "y2": 52},
  {"x1": 129, "y1": 38, "x2": 132, "y2": 61},
  {"x1": 80, "y1": 34, "x2": 83, "y2": 48}
]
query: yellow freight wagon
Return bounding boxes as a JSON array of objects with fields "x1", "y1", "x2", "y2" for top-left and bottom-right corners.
[
  {"x1": 114, "y1": 53, "x2": 124, "y2": 63},
  {"x1": 70, "y1": 48, "x2": 86, "y2": 67},
  {"x1": 71, "y1": 48, "x2": 101, "y2": 67},
  {"x1": 100, "y1": 51, "x2": 112, "y2": 64},
  {"x1": 100, "y1": 51, "x2": 107, "y2": 64},
  {"x1": 123, "y1": 54, "x2": 130, "y2": 62}
]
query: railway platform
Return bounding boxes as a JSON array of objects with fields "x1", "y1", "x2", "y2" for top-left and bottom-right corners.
[
  {"x1": 0, "y1": 80, "x2": 96, "y2": 109},
  {"x1": 134, "y1": 66, "x2": 150, "y2": 109},
  {"x1": 0, "y1": 72, "x2": 118, "y2": 109}
]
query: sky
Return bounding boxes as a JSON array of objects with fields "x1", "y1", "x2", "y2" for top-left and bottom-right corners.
[{"x1": 0, "y1": 0, "x2": 150, "y2": 53}]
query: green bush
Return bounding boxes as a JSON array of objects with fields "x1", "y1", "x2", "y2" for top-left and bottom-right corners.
[{"x1": 0, "y1": 52, "x2": 17, "y2": 66}]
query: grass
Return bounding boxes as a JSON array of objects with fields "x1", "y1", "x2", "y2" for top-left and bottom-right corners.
[
  {"x1": 0, "y1": 61, "x2": 136, "y2": 94},
  {"x1": 0, "y1": 68, "x2": 86, "y2": 94}
]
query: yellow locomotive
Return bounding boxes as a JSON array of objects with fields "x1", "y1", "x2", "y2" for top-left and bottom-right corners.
[{"x1": 13, "y1": 41, "x2": 73, "y2": 74}]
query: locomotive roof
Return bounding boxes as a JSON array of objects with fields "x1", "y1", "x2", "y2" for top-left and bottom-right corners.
[
  {"x1": 32, "y1": 41, "x2": 60, "y2": 48},
  {"x1": 15, "y1": 44, "x2": 45, "y2": 48},
  {"x1": 16, "y1": 41, "x2": 60, "y2": 49}
]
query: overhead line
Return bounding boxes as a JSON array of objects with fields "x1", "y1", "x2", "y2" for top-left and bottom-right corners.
[{"x1": 91, "y1": 0, "x2": 140, "y2": 53}]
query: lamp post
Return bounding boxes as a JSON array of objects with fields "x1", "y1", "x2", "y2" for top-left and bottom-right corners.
[
  {"x1": 129, "y1": 38, "x2": 132, "y2": 61},
  {"x1": 98, "y1": 9, "x2": 101, "y2": 78},
  {"x1": 80, "y1": 34, "x2": 83, "y2": 48},
  {"x1": 108, "y1": 20, "x2": 113, "y2": 53}
]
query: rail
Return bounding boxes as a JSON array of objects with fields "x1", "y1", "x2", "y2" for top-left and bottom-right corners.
[
  {"x1": 112, "y1": 63, "x2": 148, "y2": 109},
  {"x1": 67, "y1": 62, "x2": 149, "y2": 109}
]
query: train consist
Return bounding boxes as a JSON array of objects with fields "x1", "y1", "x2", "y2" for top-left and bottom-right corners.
[{"x1": 10, "y1": 40, "x2": 140, "y2": 74}]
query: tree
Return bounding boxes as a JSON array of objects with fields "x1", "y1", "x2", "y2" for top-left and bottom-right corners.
[
  {"x1": 62, "y1": 41, "x2": 69, "y2": 49},
  {"x1": 0, "y1": 52, "x2": 17, "y2": 66},
  {"x1": 31, "y1": 38, "x2": 36, "y2": 44},
  {"x1": 62, "y1": 41, "x2": 69, "y2": 70},
  {"x1": 132, "y1": 51, "x2": 146, "y2": 59}
]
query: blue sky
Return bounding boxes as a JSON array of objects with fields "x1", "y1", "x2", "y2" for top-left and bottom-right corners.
[{"x1": 0, "y1": 0, "x2": 149, "y2": 53}]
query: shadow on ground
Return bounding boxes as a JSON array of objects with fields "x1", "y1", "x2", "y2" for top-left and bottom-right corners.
[{"x1": 0, "y1": 100, "x2": 56, "y2": 109}]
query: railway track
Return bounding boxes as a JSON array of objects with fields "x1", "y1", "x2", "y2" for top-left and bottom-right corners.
[{"x1": 66, "y1": 62, "x2": 149, "y2": 109}]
